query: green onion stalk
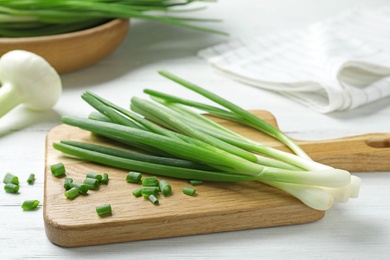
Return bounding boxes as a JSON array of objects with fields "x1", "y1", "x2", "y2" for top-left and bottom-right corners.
[
  {"x1": 0, "y1": 0, "x2": 226, "y2": 37},
  {"x1": 53, "y1": 71, "x2": 361, "y2": 211}
]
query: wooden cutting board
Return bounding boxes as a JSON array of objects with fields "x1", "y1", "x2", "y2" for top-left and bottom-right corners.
[{"x1": 44, "y1": 110, "x2": 390, "y2": 247}]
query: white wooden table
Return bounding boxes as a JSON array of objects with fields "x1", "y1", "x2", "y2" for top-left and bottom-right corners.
[{"x1": 1, "y1": 1, "x2": 390, "y2": 259}]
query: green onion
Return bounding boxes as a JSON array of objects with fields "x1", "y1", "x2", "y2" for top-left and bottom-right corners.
[
  {"x1": 64, "y1": 187, "x2": 79, "y2": 200},
  {"x1": 156, "y1": 70, "x2": 311, "y2": 160},
  {"x1": 159, "y1": 180, "x2": 172, "y2": 196},
  {"x1": 183, "y1": 187, "x2": 197, "y2": 196},
  {"x1": 4, "y1": 183, "x2": 19, "y2": 193},
  {"x1": 0, "y1": 1, "x2": 227, "y2": 37},
  {"x1": 53, "y1": 142, "x2": 256, "y2": 183},
  {"x1": 60, "y1": 116, "x2": 350, "y2": 187},
  {"x1": 142, "y1": 176, "x2": 159, "y2": 187},
  {"x1": 50, "y1": 162, "x2": 66, "y2": 177},
  {"x1": 149, "y1": 99, "x2": 324, "y2": 170},
  {"x1": 101, "y1": 173, "x2": 109, "y2": 184},
  {"x1": 349, "y1": 175, "x2": 362, "y2": 198},
  {"x1": 21, "y1": 200, "x2": 40, "y2": 211},
  {"x1": 63, "y1": 177, "x2": 73, "y2": 190},
  {"x1": 60, "y1": 116, "x2": 264, "y2": 175},
  {"x1": 82, "y1": 91, "x2": 312, "y2": 171},
  {"x1": 83, "y1": 177, "x2": 100, "y2": 190},
  {"x1": 141, "y1": 187, "x2": 159, "y2": 198},
  {"x1": 133, "y1": 97, "x2": 303, "y2": 171},
  {"x1": 130, "y1": 96, "x2": 261, "y2": 164},
  {"x1": 132, "y1": 187, "x2": 143, "y2": 197},
  {"x1": 148, "y1": 194, "x2": 159, "y2": 205},
  {"x1": 60, "y1": 139, "x2": 209, "y2": 170},
  {"x1": 3, "y1": 172, "x2": 19, "y2": 185},
  {"x1": 262, "y1": 180, "x2": 334, "y2": 211},
  {"x1": 84, "y1": 91, "x2": 181, "y2": 141},
  {"x1": 69, "y1": 182, "x2": 89, "y2": 195},
  {"x1": 126, "y1": 171, "x2": 143, "y2": 183},
  {"x1": 27, "y1": 174, "x2": 36, "y2": 185},
  {"x1": 96, "y1": 204, "x2": 112, "y2": 216},
  {"x1": 189, "y1": 180, "x2": 203, "y2": 186},
  {"x1": 86, "y1": 172, "x2": 102, "y2": 182},
  {"x1": 53, "y1": 71, "x2": 362, "y2": 211}
]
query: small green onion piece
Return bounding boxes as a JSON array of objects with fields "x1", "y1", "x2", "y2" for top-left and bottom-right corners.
[
  {"x1": 141, "y1": 187, "x2": 159, "y2": 198},
  {"x1": 69, "y1": 182, "x2": 89, "y2": 195},
  {"x1": 132, "y1": 187, "x2": 143, "y2": 197},
  {"x1": 142, "y1": 176, "x2": 159, "y2": 187},
  {"x1": 50, "y1": 163, "x2": 66, "y2": 177},
  {"x1": 64, "y1": 187, "x2": 79, "y2": 200},
  {"x1": 4, "y1": 183, "x2": 19, "y2": 194},
  {"x1": 126, "y1": 171, "x2": 142, "y2": 183},
  {"x1": 189, "y1": 180, "x2": 203, "y2": 185},
  {"x1": 159, "y1": 180, "x2": 172, "y2": 196},
  {"x1": 27, "y1": 174, "x2": 36, "y2": 185},
  {"x1": 83, "y1": 177, "x2": 99, "y2": 190},
  {"x1": 21, "y1": 200, "x2": 39, "y2": 211},
  {"x1": 148, "y1": 194, "x2": 159, "y2": 205},
  {"x1": 96, "y1": 204, "x2": 112, "y2": 216},
  {"x1": 63, "y1": 177, "x2": 74, "y2": 190},
  {"x1": 183, "y1": 187, "x2": 196, "y2": 196},
  {"x1": 3, "y1": 173, "x2": 19, "y2": 185},
  {"x1": 101, "y1": 173, "x2": 109, "y2": 184},
  {"x1": 86, "y1": 172, "x2": 102, "y2": 182}
]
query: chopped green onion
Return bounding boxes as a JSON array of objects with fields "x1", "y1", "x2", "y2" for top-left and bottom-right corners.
[
  {"x1": 132, "y1": 187, "x2": 143, "y2": 197},
  {"x1": 69, "y1": 182, "x2": 89, "y2": 195},
  {"x1": 22, "y1": 200, "x2": 40, "y2": 211},
  {"x1": 50, "y1": 162, "x2": 66, "y2": 177},
  {"x1": 83, "y1": 177, "x2": 99, "y2": 190},
  {"x1": 96, "y1": 204, "x2": 112, "y2": 216},
  {"x1": 64, "y1": 187, "x2": 79, "y2": 200},
  {"x1": 141, "y1": 187, "x2": 159, "y2": 198},
  {"x1": 86, "y1": 172, "x2": 102, "y2": 182},
  {"x1": 142, "y1": 176, "x2": 159, "y2": 187},
  {"x1": 148, "y1": 194, "x2": 159, "y2": 205},
  {"x1": 101, "y1": 173, "x2": 109, "y2": 184},
  {"x1": 3, "y1": 173, "x2": 19, "y2": 185},
  {"x1": 63, "y1": 177, "x2": 73, "y2": 190},
  {"x1": 4, "y1": 183, "x2": 19, "y2": 193},
  {"x1": 27, "y1": 174, "x2": 36, "y2": 185},
  {"x1": 183, "y1": 187, "x2": 196, "y2": 196},
  {"x1": 159, "y1": 180, "x2": 172, "y2": 196},
  {"x1": 126, "y1": 171, "x2": 143, "y2": 183},
  {"x1": 189, "y1": 180, "x2": 203, "y2": 185}
]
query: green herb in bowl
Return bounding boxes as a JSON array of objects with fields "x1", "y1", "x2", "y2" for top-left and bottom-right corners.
[{"x1": 0, "y1": 0, "x2": 226, "y2": 37}]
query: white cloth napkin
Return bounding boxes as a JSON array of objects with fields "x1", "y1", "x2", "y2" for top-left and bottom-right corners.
[{"x1": 199, "y1": 6, "x2": 390, "y2": 113}]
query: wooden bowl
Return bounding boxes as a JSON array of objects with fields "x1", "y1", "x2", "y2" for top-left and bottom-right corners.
[{"x1": 0, "y1": 19, "x2": 130, "y2": 74}]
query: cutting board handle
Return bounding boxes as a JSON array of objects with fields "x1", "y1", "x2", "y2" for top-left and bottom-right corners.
[
  {"x1": 365, "y1": 135, "x2": 390, "y2": 148},
  {"x1": 296, "y1": 133, "x2": 390, "y2": 172}
]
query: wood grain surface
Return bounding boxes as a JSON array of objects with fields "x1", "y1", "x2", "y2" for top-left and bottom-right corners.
[{"x1": 43, "y1": 110, "x2": 390, "y2": 247}]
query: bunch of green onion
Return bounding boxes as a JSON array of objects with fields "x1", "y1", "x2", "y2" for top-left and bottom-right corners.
[
  {"x1": 53, "y1": 70, "x2": 361, "y2": 211},
  {"x1": 0, "y1": 0, "x2": 225, "y2": 37}
]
